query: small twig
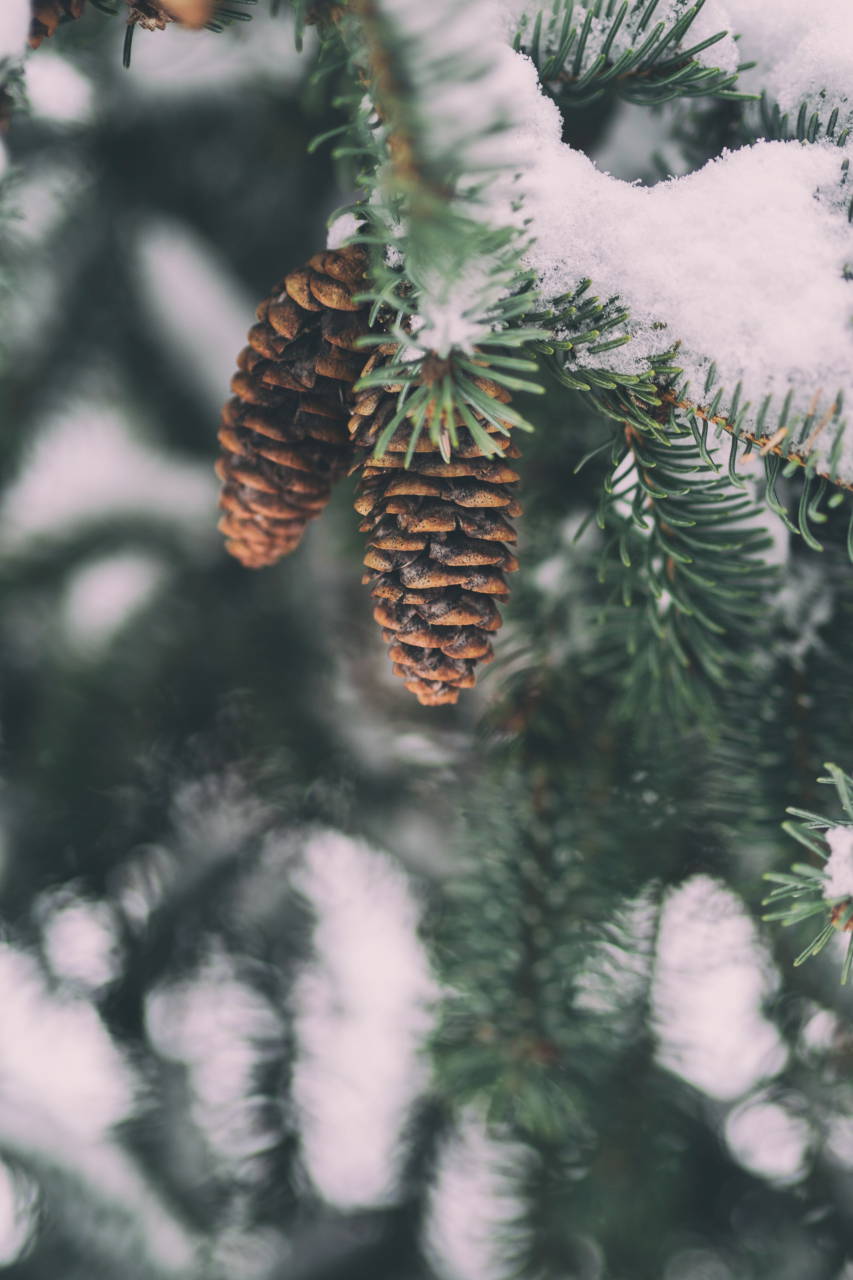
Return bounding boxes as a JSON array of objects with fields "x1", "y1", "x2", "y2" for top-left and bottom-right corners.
[{"x1": 662, "y1": 389, "x2": 853, "y2": 493}]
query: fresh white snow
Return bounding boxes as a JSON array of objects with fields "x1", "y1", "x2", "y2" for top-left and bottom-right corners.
[
  {"x1": 146, "y1": 950, "x2": 284, "y2": 1175},
  {"x1": 523, "y1": 134, "x2": 853, "y2": 474},
  {"x1": 0, "y1": 0, "x2": 29, "y2": 61},
  {"x1": 0, "y1": 943, "x2": 137, "y2": 1139},
  {"x1": 0, "y1": 403, "x2": 217, "y2": 548},
  {"x1": 652, "y1": 876, "x2": 787, "y2": 1101},
  {"x1": 25, "y1": 52, "x2": 94, "y2": 123},
  {"x1": 425, "y1": 1112, "x2": 525, "y2": 1280},
  {"x1": 712, "y1": 0, "x2": 853, "y2": 127},
  {"x1": 724, "y1": 1093, "x2": 812, "y2": 1185},
  {"x1": 822, "y1": 826, "x2": 853, "y2": 900},
  {"x1": 61, "y1": 552, "x2": 167, "y2": 652},
  {"x1": 291, "y1": 831, "x2": 436, "y2": 1208}
]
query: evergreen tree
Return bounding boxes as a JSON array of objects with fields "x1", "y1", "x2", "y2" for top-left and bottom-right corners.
[{"x1": 1, "y1": 2, "x2": 853, "y2": 1278}]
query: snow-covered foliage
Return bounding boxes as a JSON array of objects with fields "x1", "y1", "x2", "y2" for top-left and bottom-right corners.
[
  {"x1": 291, "y1": 831, "x2": 436, "y2": 1208},
  {"x1": 360, "y1": 0, "x2": 551, "y2": 356},
  {"x1": 500, "y1": 0, "x2": 853, "y2": 128},
  {"x1": 361, "y1": 0, "x2": 853, "y2": 479},
  {"x1": 146, "y1": 948, "x2": 285, "y2": 1177},
  {"x1": 653, "y1": 877, "x2": 786, "y2": 1101},
  {"x1": 519, "y1": 134, "x2": 853, "y2": 475},
  {"x1": 501, "y1": 0, "x2": 740, "y2": 76},
  {"x1": 0, "y1": 943, "x2": 137, "y2": 1140},
  {"x1": 0, "y1": 944, "x2": 197, "y2": 1273}
]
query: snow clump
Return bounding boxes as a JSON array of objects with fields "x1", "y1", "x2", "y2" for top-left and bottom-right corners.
[{"x1": 822, "y1": 827, "x2": 853, "y2": 901}]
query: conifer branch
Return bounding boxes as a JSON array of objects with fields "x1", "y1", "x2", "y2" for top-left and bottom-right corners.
[
  {"x1": 431, "y1": 780, "x2": 605, "y2": 1139},
  {"x1": 430, "y1": 766, "x2": 665, "y2": 1140},
  {"x1": 333, "y1": 0, "x2": 548, "y2": 448},
  {"x1": 541, "y1": 281, "x2": 853, "y2": 562},
  {"x1": 661, "y1": 388, "x2": 853, "y2": 559},
  {"x1": 588, "y1": 419, "x2": 772, "y2": 721},
  {"x1": 514, "y1": 0, "x2": 747, "y2": 108}
]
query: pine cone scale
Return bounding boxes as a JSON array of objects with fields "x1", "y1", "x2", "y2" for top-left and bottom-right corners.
[{"x1": 265, "y1": 298, "x2": 305, "y2": 341}]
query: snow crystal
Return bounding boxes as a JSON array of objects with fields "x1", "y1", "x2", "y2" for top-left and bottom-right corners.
[
  {"x1": 0, "y1": 947, "x2": 197, "y2": 1272},
  {"x1": 135, "y1": 218, "x2": 254, "y2": 405},
  {"x1": 0, "y1": 403, "x2": 216, "y2": 547},
  {"x1": 121, "y1": 10, "x2": 306, "y2": 99},
  {"x1": 0, "y1": 0, "x2": 29, "y2": 61},
  {"x1": 377, "y1": 0, "x2": 514, "y2": 173},
  {"x1": 822, "y1": 826, "x2": 853, "y2": 900},
  {"x1": 410, "y1": 45, "x2": 560, "y2": 354}
]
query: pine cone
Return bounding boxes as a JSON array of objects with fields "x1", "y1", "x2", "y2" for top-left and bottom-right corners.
[
  {"x1": 29, "y1": 0, "x2": 85, "y2": 48},
  {"x1": 350, "y1": 360, "x2": 521, "y2": 706},
  {"x1": 217, "y1": 245, "x2": 370, "y2": 569}
]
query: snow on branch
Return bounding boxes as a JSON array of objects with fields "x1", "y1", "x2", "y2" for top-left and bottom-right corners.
[
  {"x1": 823, "y1": 827, "x2": 853, "y2": 901},
  {"x1": 504, "y1": 0, "x2": 742, "y2": 106},
  {"x1": 713, "y1": 0, "x2": 853, "y2": 132},
  {"x1": 346, "y1": 0, "x2": 555, "y2": 357},
  {"x1": 342, "y1": 0, "x2": 853, "y2": 484},
  {"x1": 513, "y1": 127, "x2": 853, "y2": 478}
]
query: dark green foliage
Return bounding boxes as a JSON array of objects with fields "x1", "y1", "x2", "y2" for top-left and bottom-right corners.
[{"x1": 589, "y1": 422, "x2": 773, "y2": 721}]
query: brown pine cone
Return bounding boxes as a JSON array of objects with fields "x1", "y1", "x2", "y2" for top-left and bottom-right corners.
[
  {"x1": 29, "y1": 0, "x2": 85, "y2": 48},
  {"x1": 217, "y1": 245, "x2": 370, "y2": 569},
  {"x1": 350, "y1": 360, "x2": 521, "y2": 706}
]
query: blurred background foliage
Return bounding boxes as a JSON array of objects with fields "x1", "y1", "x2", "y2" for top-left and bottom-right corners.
[{"x1": 1, "y1": 8, "x2": 853, "y2": 1280}]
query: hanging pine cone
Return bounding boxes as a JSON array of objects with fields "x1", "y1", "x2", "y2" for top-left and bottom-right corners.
[
  {"x1": 29, "y1": 0, "x2": 85, "y2": 48},
  {"x1": 216, "y1": 245, "x2": 370, "y2": 569},
  {"x1": 349, "y1": 359, "x2": 521, "y2": 706}
]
